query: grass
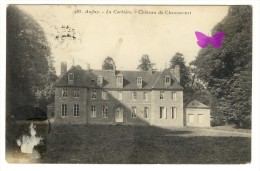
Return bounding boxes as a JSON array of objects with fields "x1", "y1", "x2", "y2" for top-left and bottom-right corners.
[
  {"x1": 6, "y1": 123, "x2": 251, "y2": 164},
  {"x1": 44, "y1": 124, "x2": 250, "y2": 164}
]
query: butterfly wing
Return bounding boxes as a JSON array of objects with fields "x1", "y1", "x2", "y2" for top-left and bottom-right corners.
[
  {"x1": 195, "y1": 31, "x2": 210, "y2": 48},
  {"x1": 210, "y1": 32, "x2": 224, "y2": 48}
]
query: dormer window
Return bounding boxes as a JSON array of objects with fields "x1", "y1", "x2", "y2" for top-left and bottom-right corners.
[
  {"x1": 116, "y1": 75, "x2": 123, "y2": 88},
  {"x1": 68, "y1": 73, "x2": 74, "y2": 85},
  {"x1": 165, "y1": 76, "x2": 170, "y2": 86},
  {"x1": 97, "y1": 76, "x2": 103, "y2": 87},
  {"x1": 137, "y1": 77, "x2": 142, "y2": 89},
  {"x1": 91, "y1": 79, "x2": 95, "y2": 86}
]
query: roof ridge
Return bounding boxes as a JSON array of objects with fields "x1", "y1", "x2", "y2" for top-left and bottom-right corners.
[
  {"x1": 87, "y1": 69, "x2": 162, "y2": 73},
  {"x1": 187, "y1": 100, "x2": 210, "y2": 108}
]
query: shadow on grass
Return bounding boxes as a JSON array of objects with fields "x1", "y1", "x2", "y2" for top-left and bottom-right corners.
[{"x1": 36, "y1": 124, "x2": 250, "y2": 164}]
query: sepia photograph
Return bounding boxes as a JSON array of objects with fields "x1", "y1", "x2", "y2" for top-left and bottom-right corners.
[{"x1": 5, "y1": 4, "x2": 252, "y2": 164}]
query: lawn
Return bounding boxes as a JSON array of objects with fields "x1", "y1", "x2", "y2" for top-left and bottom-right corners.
[{"x1": 6, "y1": 124, "x2": 251, "y2": 164}]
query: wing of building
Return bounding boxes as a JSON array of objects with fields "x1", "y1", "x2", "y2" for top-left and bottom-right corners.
[{"x1": 50, "y1": 63, "x2": 210, "y2": 127}]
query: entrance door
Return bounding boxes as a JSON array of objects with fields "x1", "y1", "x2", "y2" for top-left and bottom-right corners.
[
  {"x1": 188, "y1": 114, "x2": 195, "y2": 123},
  {"x1": 115, "y1": 107, "x2": 123, "y2": 123},
  {"x1": 198, "y1": 114, "x2": 204, "y2": 123}
]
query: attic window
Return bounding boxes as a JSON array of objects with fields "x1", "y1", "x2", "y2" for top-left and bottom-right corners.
[
  {"x1": 137, "y1": 77, "x2": 142, "y2": 89},
  {"x1": 117, "y1": 75, "x2": 123, "y2": 84},
  {"x1": 116, "y1": 75, "x2": 123, "y2": 88},
  {"x1": 68, "y1": 73, "x2": 74, "y2": 81},
  {"x1": 68, "y1": 73, "x2": 74, "y2": 85},
  {"x1": 165, "y1": 76, "x2": 170, "y2": 84},
  {"x1": 97, "y1": 76, "x2": 103, "y2": 86}
]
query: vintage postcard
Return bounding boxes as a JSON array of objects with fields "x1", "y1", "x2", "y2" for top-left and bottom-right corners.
[{"x1": 3, "y1": 4, "x2": 254, "y2": 167}]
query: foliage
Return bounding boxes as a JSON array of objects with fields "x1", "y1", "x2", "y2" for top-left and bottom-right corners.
[
  {"x1": 102, "y1": 57, "x2": 116, "y2": 70},
  {"x1": 169, "y1": 53, "x2": 190, "y2": 88},
  {"x1": 137, "y1": 54, "x2": 155, "y2": 71},
  {"x1": 169, "y1": 52, "x2": 205, "y2": 103},
  {"x1": 6, "y1": 5, "x2": 57, "y2": 114},
  {"x1": 191, "y1": 6, "x2": 252, "y2": 128}
]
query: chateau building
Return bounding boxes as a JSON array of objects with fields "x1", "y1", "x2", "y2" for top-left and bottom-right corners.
[{"x1": 51, "y1": 63, "x2": 210, "y2": 127}]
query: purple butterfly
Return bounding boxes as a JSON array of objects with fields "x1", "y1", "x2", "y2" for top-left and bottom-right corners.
[{"x1": 195, "y1": 31, "x2": 224, "y2": 48}]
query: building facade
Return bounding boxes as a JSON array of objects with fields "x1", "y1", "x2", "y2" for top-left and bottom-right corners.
[
  {"x1": 53, "y1": 64, "x2": 210, "y2": 127},
  {"x1": 185, "y1": 100, "x2": 211, "y2": 127}
]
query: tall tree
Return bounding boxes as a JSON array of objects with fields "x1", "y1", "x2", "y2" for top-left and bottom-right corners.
[
  {"x1": 169, "y1": 53, "x2": 194, "y2": 103},
  {"x1": 137, "y1": 54, "x2": 155, "y2": 71},
  {"x1": 169, "y1": 53, "x2": 190, "y2": 88},
  {"x1": 102, "y1": 57, "x2": 116, "y2": 70},
  {"x1": 6, "y1": 5, "x2": 57, "y2": 114},
  {"x1": 191, "y1": 6, "x2": 252, "y2": 128}
]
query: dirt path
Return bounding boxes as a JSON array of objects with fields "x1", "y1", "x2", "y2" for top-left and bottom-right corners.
[{"x1": 165, "y1": 127, "x2": 251, "y2": 137}]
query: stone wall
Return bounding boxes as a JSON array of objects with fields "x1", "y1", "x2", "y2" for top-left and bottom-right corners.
[
  {"x1": 185, "y1": 108, "x2": 211, "y2": 127},
  {"x1": 54, "y1": 87, "x2": 87, "y2": 124},
  {"x1": 150, "y1": 90, "x2": 184, "y2": 127},
  {"x1": 87, "y1": 90, "x2": 151, "y2": 125}
]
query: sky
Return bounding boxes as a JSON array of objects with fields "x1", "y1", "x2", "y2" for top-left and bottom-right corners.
[{"x1": 18, "y1": 5, "x2": 229, "y2": 75}]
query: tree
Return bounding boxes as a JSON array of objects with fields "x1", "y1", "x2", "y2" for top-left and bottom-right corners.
[
  {"x1": 102, "y1": 57, "x2": 116, "y2": 70},
  {"x1": 169, "y1": 53, "x2": 194, "y2": 103},
  {"x1": 191, "y1": 6, "x2": 252, "y2": 128},
  {"x1": 169, "y1": 53, "x2": 190, "y2": 87},
  {"x1": 137, "y1": 54, "x2": 155, "y2": 71},
  {"x1": 6, "y1": 5, "x2": 57, "y2": 114}
]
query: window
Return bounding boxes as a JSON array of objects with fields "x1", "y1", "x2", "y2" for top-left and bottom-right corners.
[
  {"x1": 117, "y1": 75, "x2": 123, "y2": 88},
  {"x1": 171, "y1": 107, "x2": 177, "y2": 119},
  {"x1": 68, "y1": 73, "x2": 74, "y2": 81},
  {"x1": 131, "y1": 91, "x2": 137, "y2": 100},
  {"x1": 143, "y1": 92, "x2": 148, "y2": 101},
  {"x1": 165, "y1": 76, "x2": 170, "y2": 84},
  {"x1": 74, "y1": 89, "x2": 79, "y2": 98},
  {"x1": 73, "y1": 104, "x2": 79, "y2": 116},
  {"x1": 68, "y1": 73, "x2": 74, "y2": 85},
  {"x1": 62, "y1": 89, "x2": 68, "y2": 98},
  {"x1": 102, "y1": 106, "x2": 108, "y2": 118},
  {"x1": 91, "y1": 90, "x2": 97, "y2": 99},
  {"x1": 160, "y1": 91, "x2": 164, "y2": 100},
  {"x1": 118, "y1": 91, "x2": 123, "y2": 100},
  {"x1": 61, "y1": 104, "x2": 67, "y2": 116},
  {"x1": 188, "y1": 114, "x2": 195, "y2": 123},
  {"x1": 102, "y1": 91, "x2": 108, "y2": 100},
  {"x1": 137, "y1": 77, "x2": 142, "y2": 88},
  {"x1": 131, "y1": 106, "x2": 137, "y2": 118},
  {"x1": 91, "y1": 106, "x2": 96, "y2": 118},
  {"x1": 159, "y1": 107, "x2": 167, "y2": 119},
  {"x1": 143, "y1": 107, "x2": 149, "y2": 118},
  {"x1": 97, "y1": 76, "x2": 103, "y2": 86},
  {"x1": 171, "y1": 92, "x2": 177, "y2": 100},
  {"x1": 117, "y1": 75, "x2": 123, "y2": 84}
]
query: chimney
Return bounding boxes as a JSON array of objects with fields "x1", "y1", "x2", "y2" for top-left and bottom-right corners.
[
  {"x1": 86, "y1": 63, "x2": 90, "y2": 70},
  {"x1": 148, "y1": 66, "x2": 153, "y2": 74},
  {"x1": 175, "y1": 65, "x2": 180, "y2": 83},
  {"x1": 113, "y1": 63, "x2": 116, "y2": 75},
  {"x1": 61, "y1": 62, "x2": 67, "y2": 77},
  {"x1": 170, "y1": 68, "x2": 175, "y2": 75}
]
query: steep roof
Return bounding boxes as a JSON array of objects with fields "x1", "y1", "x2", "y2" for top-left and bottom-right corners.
[
  {"x1": 186, "y1": 100, "x2": 210, "y2": 109},
  {"x1": 152, "y1": 69, "x2": 183, "y2": 90},
  {"x1": 55, "y1": 67, "x2": 86, "y2": 87},
  {"x1": 55, "y1": 66, "x2": 183, "y2": 90}
]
